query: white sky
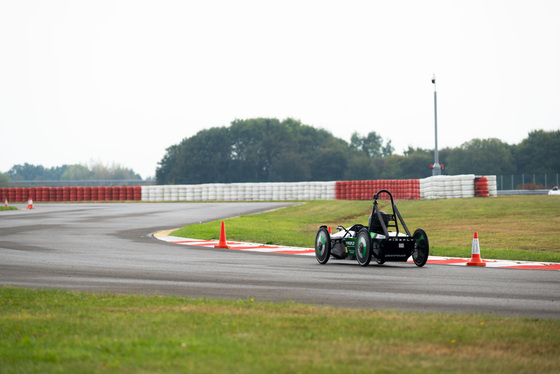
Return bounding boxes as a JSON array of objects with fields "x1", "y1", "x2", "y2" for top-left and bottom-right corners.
[{"x1": 1, "y1": 0, "x2": 559, "y2": 179}]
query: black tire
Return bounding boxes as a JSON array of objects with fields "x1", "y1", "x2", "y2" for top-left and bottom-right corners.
[
  {"x1": 315, "y1": 227, "x2": 331, "y2": 264},
  {"x1": 356, "y1": 229, "x2": 372, "y2": 266},
  {"x1": 412, "y1": 228, "x2": 429, "y2": 267},
  {"x1": 372, "y1": 241, "x2": 385, "y2": 264}
]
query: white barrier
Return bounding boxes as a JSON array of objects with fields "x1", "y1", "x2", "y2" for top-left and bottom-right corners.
[
  {"x1": 140, "y1": 181, "x2": 337, "y2": 201},
  {"x1": 486, "y1": 175, "x2": 498, "y2": 197},
  {"x1": 420, "y1": 175, "x2": 476, "y2": 200}
]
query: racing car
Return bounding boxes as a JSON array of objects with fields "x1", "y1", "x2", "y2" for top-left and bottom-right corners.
[{"x1": 315, "y1": 189, "x2": 429, "y2": 267}]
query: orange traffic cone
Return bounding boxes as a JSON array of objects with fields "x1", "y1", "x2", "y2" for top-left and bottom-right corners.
[
  {"x1": 466, "y1": 232, "x2": 486, "y2": 266},
  {"x1": 215, "y1": 221, "x2": 230, "y2": 249},
  {"x1": 4, "y1": 198, "x2": 7, "y2": 208},
  {"x1": 27, "y1": 198, "x2": 34, "y2": 209}
]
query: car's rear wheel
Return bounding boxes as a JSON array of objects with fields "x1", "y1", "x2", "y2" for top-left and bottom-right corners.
[
  {"x1": 315, "y1": 227, "x2": 331, "y2": 264},
  {"x1": 412, "y1": 228, "x2": 429, "y2": 267},
  {"x1": 356, "y1": 229, "x2": 372, "y2": 266}
]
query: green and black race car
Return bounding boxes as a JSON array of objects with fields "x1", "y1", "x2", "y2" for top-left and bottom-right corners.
[{"x1": 315, "y1": 190, "x2": 429, "y2": 267}]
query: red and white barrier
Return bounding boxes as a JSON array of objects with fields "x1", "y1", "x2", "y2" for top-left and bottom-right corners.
[{"x1": 0, "y1": 176, "x2": 498, "y2": 203}]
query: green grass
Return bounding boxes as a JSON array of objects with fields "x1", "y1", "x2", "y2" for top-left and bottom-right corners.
[
  {"x1": 3, "y1": 196, "x2": 560, "y2": 372},
  {"x1": 172, "y1": 195, "x2": 560, "y2": 263},
  {"x1": 1, "y1": 287, "x2": 559, "y2": 373},
  {"x1": 0, "y1": 206, "x2": 18, "y2": 211}
]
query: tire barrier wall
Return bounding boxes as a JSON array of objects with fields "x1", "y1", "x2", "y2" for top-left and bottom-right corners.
[
  {"x1": 474, "y1": 175, "x2": 497, "y2": 197},
  {"x1": 0, "y1": 176, "x2": 497, "y2": 203},
  {"x1": 141, "y1": 182, "x2": 337, "y2": 202},
  {"x1": 335, "y1": 179, "x2": 420, "y2": 200},
  {"x1": 419, "y1": 175, "x2": 497, "y2": 200},
  {"x1": 140, "y1": 180, "x2": 421, "y2": 202},
  {"x1": 0, "y1": 186, "x2": 143, "y2": 203}
]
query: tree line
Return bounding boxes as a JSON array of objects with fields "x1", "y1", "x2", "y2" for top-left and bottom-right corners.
[
  {"x1": 155, "y1": 118, "x2": 559, "y2": 185},
  {"x1": 2, "y1": 119, "x2": 558, "y2": 187},
  {"x1": 1, "y1": 162, "x2": 142, "y2": 186}
]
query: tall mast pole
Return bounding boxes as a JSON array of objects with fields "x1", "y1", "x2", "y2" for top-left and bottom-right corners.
[{"x1": 432, "y1": 74, "x2": 441, "y2": 176}]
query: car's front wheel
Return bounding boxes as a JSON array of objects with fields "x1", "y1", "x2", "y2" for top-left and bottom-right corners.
[
  {"x1": 412, "y1": 228, "x2": 429, "y2": 267},
  {"x1": 315, "y1": 227, "x2": 331, "y2": 264}
]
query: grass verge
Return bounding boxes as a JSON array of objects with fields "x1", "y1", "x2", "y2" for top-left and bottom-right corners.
[
  {"x1": 172, "y1": 195, "x2": 560, "y2": 263},
  {"x1": 1, "y1": 287, "x2": 559, "y2": 373}
]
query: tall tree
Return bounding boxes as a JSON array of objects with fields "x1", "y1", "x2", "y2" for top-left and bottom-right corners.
[
  {"x1": 61, "y1": 165, "x2": 91, "y2": 180},
  {"x1": 445, "y1": 138, "x2": 515, "y2": 175},
  {"x1": 383, "y1": 152, "x2": 433, "y2": 179},
  {"x1": 512, "y1": 130, "x2": 560, "y2": 173},
  {"x1": 350, "y1": 131, "x2": 393, "y2": 158},
  {"x1": 8, "y1": 163, "x2": 46, "y2": 181},
  {"x1": 0, "y1": 172, "x2": 10, "y2": 187},
  {"x1": 156, "y1": 118, "x2": 357, "y2": 184}
]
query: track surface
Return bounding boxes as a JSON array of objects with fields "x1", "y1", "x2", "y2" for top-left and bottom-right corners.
[{"x1": 1, "y1": 203, "x2": 559, "y2": 319}]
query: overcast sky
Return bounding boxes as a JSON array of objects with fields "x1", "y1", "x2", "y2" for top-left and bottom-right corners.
[{"x1": 1, "y1": 0, "x2": 559, "y2": 179}]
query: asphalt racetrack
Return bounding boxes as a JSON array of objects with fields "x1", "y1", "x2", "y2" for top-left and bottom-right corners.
[{"x1": 1, "y1": 203, "x2": 558, "y2": 319}]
